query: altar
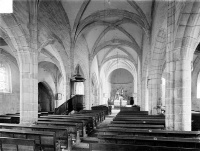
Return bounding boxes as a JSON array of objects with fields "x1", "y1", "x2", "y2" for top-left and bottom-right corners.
[
  {"x1": 114, "y1": 99, "x2": 127, "y2": 107},
  {"x1": 113, "y1": 88, "x2": 127, "y2": 108}
]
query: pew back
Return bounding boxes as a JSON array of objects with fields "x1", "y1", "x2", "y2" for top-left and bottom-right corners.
[{"x1": 0, "y1": 137, "x2": 35, "y2": 151}]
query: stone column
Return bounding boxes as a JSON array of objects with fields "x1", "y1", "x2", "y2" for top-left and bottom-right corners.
[
  {"x1": 174, "y1": 59, "x2": 191, "y2": 130},
  {"x1": 165, "y1": 0, "x2": 175, "y2": 130},
  {"x1": 141, "y1": 70, "x2": 148, "y2": 111},
  {"x1": 137, "y1": 57, "x2": 142, "y2": 107},
  {"x1": 20, "y1": 52, "x2": 38, "y2": 124},
  {"x1": 148, "y1": 78, "x2": 161, "y2": 115},
  {"x1": 20, "y1": 0, "x2": 38, "y2": 125}
]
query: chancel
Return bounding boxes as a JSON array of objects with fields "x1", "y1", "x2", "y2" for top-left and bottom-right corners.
[{"x1": 0, "y1": 0, "x2": 200, "y2": 150}]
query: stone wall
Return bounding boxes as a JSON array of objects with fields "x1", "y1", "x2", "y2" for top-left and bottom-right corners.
[{"x1": 0, "y1": 51, "x2": 20, "y2": 115}]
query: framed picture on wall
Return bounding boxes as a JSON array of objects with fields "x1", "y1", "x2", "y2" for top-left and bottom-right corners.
[{"x1": 56, "y1": 93, "x2": 62, "y2": 100}]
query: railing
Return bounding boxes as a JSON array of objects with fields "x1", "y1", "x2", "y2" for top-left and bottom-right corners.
[{"x1": 54, "y1": 95, "x2": 84, "y2": 115}]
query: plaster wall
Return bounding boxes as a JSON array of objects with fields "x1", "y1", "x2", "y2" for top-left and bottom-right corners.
[{"x1": 0, "y1": 57, "x2": 20, "y2": 115}]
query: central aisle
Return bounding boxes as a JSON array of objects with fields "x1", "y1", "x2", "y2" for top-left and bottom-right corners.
[{"x1": 71, "y1": 109, "x2": 120, "y2": 151}]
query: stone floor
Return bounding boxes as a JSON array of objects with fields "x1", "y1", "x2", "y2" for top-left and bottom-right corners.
[{"x1": 68, "y1": 109, "x2": 120, "y2": 151}]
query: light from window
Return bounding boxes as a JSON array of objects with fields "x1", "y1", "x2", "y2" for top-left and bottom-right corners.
[
  {"x1": 197, "y1": 72, "x2": 200, "y2": 98},
  {"x1": 0, "y1": 63, "x2": 7, "y2": 92}
]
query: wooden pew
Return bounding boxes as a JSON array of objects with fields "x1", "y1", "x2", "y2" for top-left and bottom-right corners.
[
  {"x1": 116, "y1": 114, "x2": 164, "y2": 117},
  {"x1": 89, "y1": 143, "x2": 200, "y2": 151},
  {"x1": 117, "y1": 111, "x2": 148, "y2": 115},
  {"x1": 120, "y1": 106, "x2": 140, "y2": 112},
  {"x1": 70, "y1": 114, "x2": 99, "y2": 128},
  {"x1": 192, "y1": 112, "x2": 200, "y2": 131},
  {"x1": 97, "y1": 128, "x2": 200, "y2": 138},
  {"x1": 38, "y1": 117, "x2": 87, "y2": 137},
  {"x1": 91, "y1": 105, "x2": 110, "y2": 115},
  {"x1": 0, "y1": 123, "x2": 68, "y2": 149},
  {"x1": 0, "y1": 112, "x2": 53, "y2": 123},
  {"x1": 79, "y1": 110, "x2": 105, "y2": 122},
  {"x1": 113, "y1": 118, "x2": 165, "y2": 122},
  {"x1": 0, "y1": 117, "x2": 11, "y2": 123},
  {"x1": 0, "y1": 114, "x2": 20, "y2": 124},
  {"x1": 0, "y1": 137, "x2": 36, "y2": 151},
  {"x1": 114, "y1": 116, "x2": 164, "y2": 119},
  {"x1": 0, "y1": 129, "x2": 56, "y2": 151},
  {"x1": 107, "y1": 123, "x2": 165, "y2": 130},
  {"x1": 41, "y1": 115, "x2": 94, "y2": 133},
  {"x1": 97, "y1": 135, "x2": 200, "y2": 148},
  {"x1": 36, "y1": 121, "x2": 80, "y2": 143},
  {"x1": 111, "y1": 120, "x2": 165, "y2": 125}
]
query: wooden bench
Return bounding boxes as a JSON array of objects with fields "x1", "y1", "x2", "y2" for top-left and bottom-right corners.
[
  {"x1": 0, "y1": 128, "x2": 56, "y2": 151},
  {"x1": 89, "y1": 143, "x2": 200, "y2": 151},
  {"x1": 36, "y1": 121, "x2": 80, "y2": 143},
  {"x1": 192, "y1": 112, "x2": 200, "y2": 131},
  {"x1": 114, "y1": 116, "x2": 164, "y2": 119},
  {"x1": 97, "y1": 135, "x2": 200, "y2": 148},
  {"x1": 0, "y1": 137, "x2": 36, "y2": 151},
  {"x1": 113, "y1": 117, "x2": 165, "y2": 122},
  {"x1": 91, "y1": 105, "x2": 110, "y2": 115},
  {"x1": 0, "y1": 123, "x2": 68, "y2": 149},
  {"x1": 41, "y1": 115, "x2": 95, "y2": 132},
  {"x1": 79, "y1": 110, "x2": 105, "y2": 122},
  {"x1": 70, "y1": 114, "x2": 98, "y2": 128},
  {"x1": 97, "y1": 128, "x2": 200, "y2": 138},
  {"x1": 38, "y1": 117, "x2": 87, "y2": 137},
  {"x1": 111, "y1": 120, "x2": 165, "y2": 125},
  {"x1": 0, "y1": 115, "x2": 20, "y2": 124},
  {"x1": 0, "y1": 117, "x2": 11, "y2": 123},
  {"x1": 107, "y1": 123, "x2": 165, "y2": 130},
  {"x1": 118, "y1": 111, "x2": 148, "y2": 115},
  {"x1": 120, "y1": 106, "x2": 140, "y2": 111},
  {"x1": 116, "y1": 114, "x2": 164, "y2": 117}
]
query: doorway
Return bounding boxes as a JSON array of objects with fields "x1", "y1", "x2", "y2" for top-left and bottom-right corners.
[{"x1": 38, "y1": 82, "x2": 54, "y2": 112}]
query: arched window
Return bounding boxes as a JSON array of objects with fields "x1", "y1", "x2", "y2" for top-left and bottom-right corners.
[
  {"x1": 0, "y1": 62, "x2": 11, "y2": 93},
  {"x1": 161, "y1": 77, "x2": 166, "y2": 106},
  {"x1": 197, "y1": 72, "x2": 200, "y2": 98}
]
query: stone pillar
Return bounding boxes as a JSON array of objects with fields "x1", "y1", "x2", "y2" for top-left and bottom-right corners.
[
  {"x1": 20, "y1": 0, "x2": 38, "y2": 125},
  {"x1": 141, "y1": 73, "x2": 148, "y2": 111},
  {"x1": 137, "y1": 57, "x2": 142, "y2": 107},
  {"x1": 20, "y1": 52, "x2": 38, "y2": 124},
  {"x1": 165, "y1": 0, "x2": 176, "y2": 130},
  {"x1": 148, "y1": 78, "x2": 161, "y2": 115},
  {"x1": 174, "y1": 59, "x2": 191, "y2": 130}
]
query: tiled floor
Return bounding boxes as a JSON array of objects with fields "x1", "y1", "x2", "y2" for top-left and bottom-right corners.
[{"x1": 70, "y1": 109, "x2": 120, "y2": 151}]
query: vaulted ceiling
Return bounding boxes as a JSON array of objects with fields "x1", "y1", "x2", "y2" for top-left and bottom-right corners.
[{"x1": 61, "y1": 0, "x2": 153, "y2": 75}]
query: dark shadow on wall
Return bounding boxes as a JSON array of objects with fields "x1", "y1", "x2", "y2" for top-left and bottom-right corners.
[{"x1": 38, "y1": 82, "x2": 54, "y2": 112}]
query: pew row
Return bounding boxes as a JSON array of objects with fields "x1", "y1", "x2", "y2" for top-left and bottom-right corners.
[
  {"x1": 38, "y1": 118, "x2": 87, "y2": 137},
  {"x1": 0, "y1": 137, "x2": 36, "y2": 151},
  {"x1": 97, "y1": 128, "x2": 200, "y2": 138},
  {"x1": 89, "y1": 143, "x2": 200, "y2": 151},
  {"x1": 0, "y1": 129, "x2": 56, "y2": 150},
  {"x1": 36, "y1": 121, "x2": 80, "y2": 142},
  {"x1": 41, "y1": 115, "x2": 95, "y2": 133},
  {"x1": 0, "y1": 123, "x2": 69, "y2": 150},
  {"x1": 107, "y1": 123, "x2": 165, "y2": 130},
  {"x1": 97, "y1": 135, "x2": 200, "y2": 148}
]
